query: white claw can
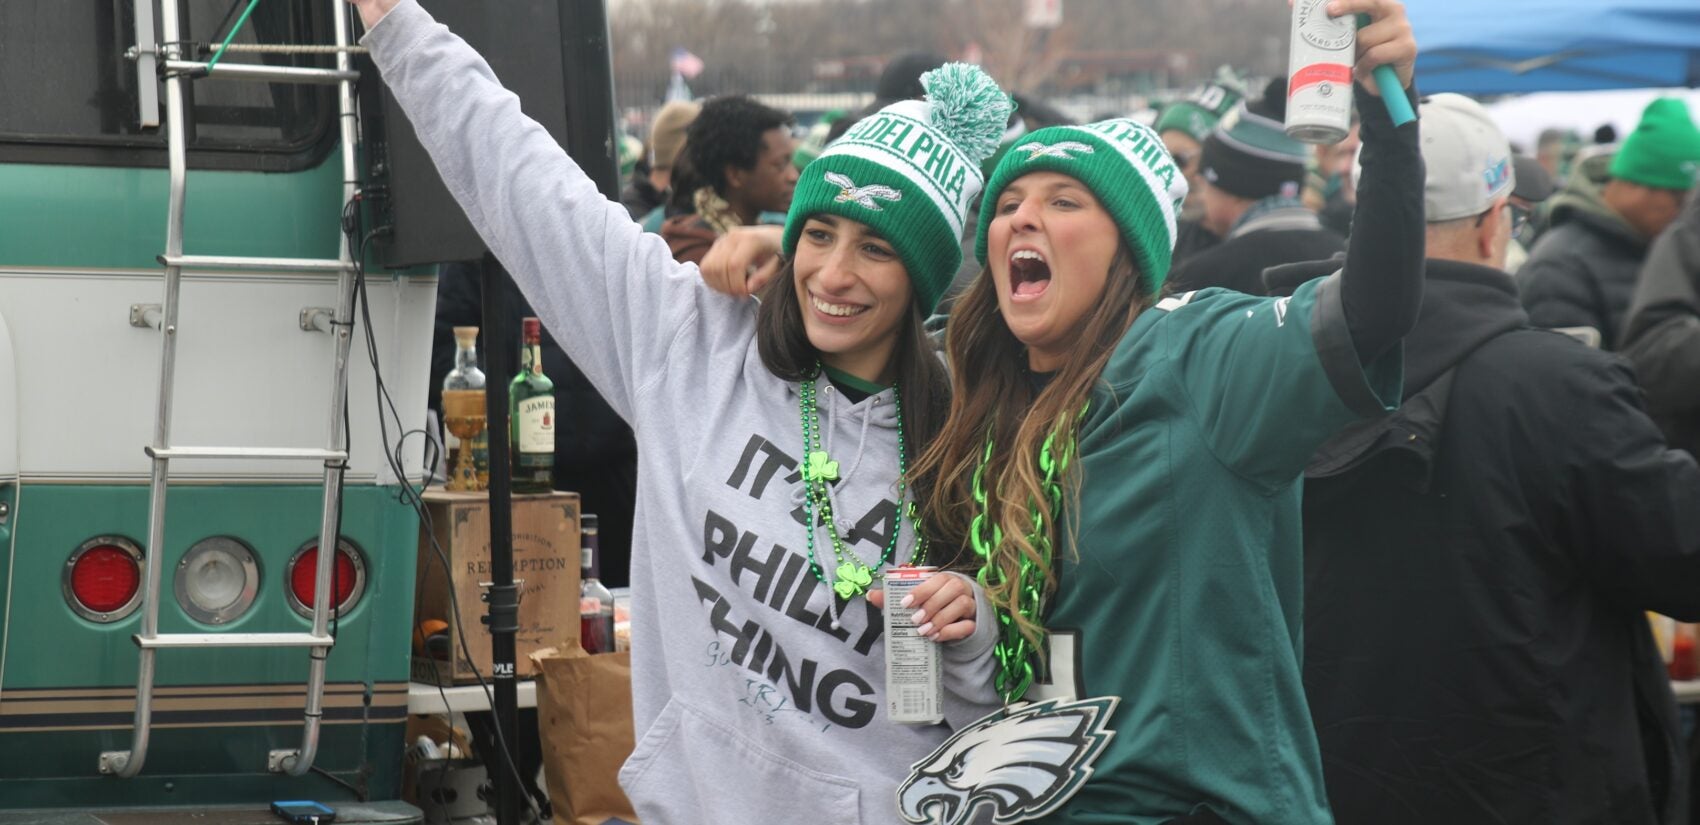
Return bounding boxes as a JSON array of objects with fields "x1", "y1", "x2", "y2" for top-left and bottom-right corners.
[
  {"x1": 884, "y1": 566, "x2": 944, "y2": 725},
  {"x1": 1286, "y1": 0, "x2": 1356, "y2": 144}
]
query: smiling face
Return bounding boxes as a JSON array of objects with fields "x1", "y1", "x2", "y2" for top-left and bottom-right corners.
[
  {"x1": 791, "y1": 215, "x2": 913, "y2": 383},
  {"x1": 986, "y1": 171, "x2": 1123, "y2": 372}
]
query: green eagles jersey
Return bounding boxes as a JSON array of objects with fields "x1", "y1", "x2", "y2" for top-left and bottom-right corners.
[{"x1": 1038, "y1": 274, "x2": 1400, "y2": 824}]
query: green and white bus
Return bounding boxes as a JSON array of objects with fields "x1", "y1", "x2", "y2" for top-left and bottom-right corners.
[{"x1": 0, "y1": 2, "x2": 435, "y2": 819}]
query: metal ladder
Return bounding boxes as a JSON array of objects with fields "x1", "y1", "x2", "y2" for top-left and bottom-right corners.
[{"x1": 101, "y1": 0, "x2": 364, "y2": 779}]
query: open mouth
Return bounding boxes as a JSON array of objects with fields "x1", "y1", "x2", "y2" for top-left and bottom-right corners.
[
  {"x1": 810, "y1": 293, "x2": 870, "y2": 318},
  {"x1": 1009, "y1": 249, "x2": 1052, "y2": 299}
]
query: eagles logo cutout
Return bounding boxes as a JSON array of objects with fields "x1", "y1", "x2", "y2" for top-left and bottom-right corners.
[
  {"x1": 1016, "y1": 141, "x2": 1095, "y2": 162},
  {"x1": 824, "y1": 171, "x2": 903, "y2": 211},
  {"x1": 898, "y1": 696, "x2": 1119, "y2": 825}
]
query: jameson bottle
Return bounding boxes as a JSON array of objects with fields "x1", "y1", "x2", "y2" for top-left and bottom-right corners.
[
  {"x1": 509, "y1": 317, "x2": 555, "y2": 494},
  {"x1": 579, "y1": 514, "x2": 616, "y2": 654},
  {"x1": 440, "y1": 326, "x2": 489, "y2": 491}
]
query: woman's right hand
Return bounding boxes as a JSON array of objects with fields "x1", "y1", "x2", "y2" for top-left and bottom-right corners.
[
  {"x1": 345, "y1": 0, "x2": 401, "y2": 31},
  {"x1": 699, "y1": 225, "x2": 785, "y2": 298}
]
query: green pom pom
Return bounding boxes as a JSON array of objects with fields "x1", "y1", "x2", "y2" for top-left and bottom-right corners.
[{"x1": 920, "y1": 63, "x2": 1014, "y2": 165}]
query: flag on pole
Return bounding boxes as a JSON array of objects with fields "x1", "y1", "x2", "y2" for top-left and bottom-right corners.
[
  {"x1": 1024, "y1": 0, "x2": 1062, "y2": 28},
  {"x1": 670, "y1": 47, "x2": 705, "y2": 80}
]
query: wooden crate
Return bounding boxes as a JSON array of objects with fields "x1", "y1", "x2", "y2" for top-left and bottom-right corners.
[{"x1": 412, "y1": 488, "x2": 581, "y2": 684}]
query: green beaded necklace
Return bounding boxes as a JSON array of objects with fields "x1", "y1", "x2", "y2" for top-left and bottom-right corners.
[
  {"x1": 970, "y1": 418, "x2": 1081, "y2": 704},
  {"x1": 798, "y1": 366, "x2": 928, "y2": 600}
]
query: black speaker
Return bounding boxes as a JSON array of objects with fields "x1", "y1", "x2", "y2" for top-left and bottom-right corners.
[{"x1": 362, "y1": 0, "x2": 619, "y2": 268}]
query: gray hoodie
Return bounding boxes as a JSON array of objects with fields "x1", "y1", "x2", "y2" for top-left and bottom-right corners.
[{"x1": 363, "y1": 4, "x2": 999, "y2": 823}]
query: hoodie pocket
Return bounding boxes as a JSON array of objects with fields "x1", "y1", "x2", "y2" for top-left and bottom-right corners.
[{"x1": 619, "y1": 698, "x2": 863, "y2": 825}]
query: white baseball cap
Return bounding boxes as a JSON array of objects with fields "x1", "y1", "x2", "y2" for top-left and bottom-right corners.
[{"x1": 1419, "y1": 93, "x2": 1515, "y2": 222}]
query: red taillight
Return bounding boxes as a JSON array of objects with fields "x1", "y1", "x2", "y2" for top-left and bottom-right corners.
[
  {"x1": 64, "y1": 536, "x2": 145, "y2": 622},
  {"x1": 72, "y1": 546, "x2": 141, "y2": 613},
  {"x1": 287, "y1": 541, "x2": 363, "y2": 616}
]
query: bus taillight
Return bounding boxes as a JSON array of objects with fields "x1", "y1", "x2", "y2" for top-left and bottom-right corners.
[
  {"x1": 285, "y1": 538, "x2": 365, "y2": 619},
  {"x1": 63, "y1": 536, "x2": 144, "y2": 622}
]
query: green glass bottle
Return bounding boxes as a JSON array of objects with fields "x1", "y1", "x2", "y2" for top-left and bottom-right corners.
[{"x1": 510, "y1": 317, "x2": 555, "y2": 493}]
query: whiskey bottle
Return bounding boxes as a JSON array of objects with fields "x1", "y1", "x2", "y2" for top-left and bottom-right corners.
[{"x1": 510, "y1": 317, "x2": 555, "y2": 493}]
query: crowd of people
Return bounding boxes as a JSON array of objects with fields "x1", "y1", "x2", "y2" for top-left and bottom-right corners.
[{"x1": 360, "y1": 0, "x2": 1700, "y2": 821}]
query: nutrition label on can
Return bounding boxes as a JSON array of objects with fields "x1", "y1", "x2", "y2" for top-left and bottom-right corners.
[{"x1": 884, "y1": 568, "x2": 944, "y2": 725}]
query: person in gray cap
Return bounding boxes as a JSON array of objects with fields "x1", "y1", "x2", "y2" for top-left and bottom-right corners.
[{"x1": 1266, "y1": 93, "x2": 1700, "y2": 825}]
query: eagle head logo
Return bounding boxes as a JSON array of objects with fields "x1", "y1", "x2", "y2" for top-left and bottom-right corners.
[
  {"x1": 897, "y1": 696, "x2": 1119, "y2": 825},
  {"x1": 824, "y1": 171, "x2": 903, "y2": 211},
  {"x1": 1016, "y1": 141, "x2": 1095, "y2": 162}
]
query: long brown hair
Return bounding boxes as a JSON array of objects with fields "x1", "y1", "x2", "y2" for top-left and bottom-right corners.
[
  {"x1": 754, "y1": 259, "x2": 951, "y2": 501},
  {"x1": 912, "y1": 241, "x2": 1150, "y2": 650}
]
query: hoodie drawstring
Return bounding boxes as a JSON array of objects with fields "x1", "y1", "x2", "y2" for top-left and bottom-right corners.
[{"x1": 817, "y1": 382, "x2": 880, "y2": 631}]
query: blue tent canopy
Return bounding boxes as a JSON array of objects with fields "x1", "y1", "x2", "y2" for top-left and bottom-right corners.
[{"x1": 1409, "y1": 0, "x2": 1700, "y2": 94}]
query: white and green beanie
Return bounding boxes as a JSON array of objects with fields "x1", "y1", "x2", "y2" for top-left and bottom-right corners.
[
  {"x1": 782, "y1": 63, "x2": 1013, "y2": 315},
  {"x1": 975, "y1": 119, "x2": 1189, "y2": 290}
]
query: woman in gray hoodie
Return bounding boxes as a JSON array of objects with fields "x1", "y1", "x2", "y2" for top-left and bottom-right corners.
[{"x1": 352, "y1": 1, "x2": 1011, "y2": 821}]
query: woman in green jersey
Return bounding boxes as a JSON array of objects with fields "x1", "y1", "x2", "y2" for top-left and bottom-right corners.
[{"x1": 903, "y1": 2, "x2": 1423, "y2": 823}]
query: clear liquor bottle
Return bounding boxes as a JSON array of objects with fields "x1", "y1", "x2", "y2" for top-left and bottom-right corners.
[
  {"x1": 440, "y1": 326, "x2": 488, "y2": 491},
  {"x1": 509, "y1": 317, "x2": 555, "y2": 494}
]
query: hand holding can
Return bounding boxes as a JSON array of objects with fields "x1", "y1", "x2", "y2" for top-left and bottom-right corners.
[
  {"x1": 883, "y1": 566, "x2": 945, "y2": 725},
  {"x1": 1339, "y1": 0, "x2": 1417, "y2": 96},
  {"x1": 1286, "y1": 0, "x2": 1416, "y2": 143}
]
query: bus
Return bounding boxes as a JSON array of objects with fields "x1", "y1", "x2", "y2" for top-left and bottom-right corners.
[{"x1": 0, "y1": 2, "x2": 434, "y2": 819}]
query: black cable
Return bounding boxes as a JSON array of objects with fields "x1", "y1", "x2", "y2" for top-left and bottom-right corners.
[
  {"x1": 342, "y1": 195, "x2": 544, "y2": 822},
  {"x1": 310, "y1": 763, "x2": 365, "y2": 800}
]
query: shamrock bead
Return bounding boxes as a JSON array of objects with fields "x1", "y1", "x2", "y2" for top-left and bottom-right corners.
[
  {"x1": 805, "y1": 450, "x2": 840, "y2": 483},
  {"x1": 797, "y1": 366, "x2": 928, "y2": 602}
]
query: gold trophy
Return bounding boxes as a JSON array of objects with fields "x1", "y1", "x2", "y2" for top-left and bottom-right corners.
[{"x1": 441, "y1": 389, "x2": 487, "y2": 492}]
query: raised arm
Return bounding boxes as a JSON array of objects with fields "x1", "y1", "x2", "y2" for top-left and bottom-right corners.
[
  {"x1": 353, "y1": 0, "x2": 712, "y2": 420},
  {"x1": 1336, "y1": 0, "x2": 1424, "y2": 364}
]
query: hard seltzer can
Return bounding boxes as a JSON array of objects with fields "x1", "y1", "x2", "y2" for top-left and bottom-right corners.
[
  {"x1": 1286, "y1": 0, "x2": 1355, "y2": 144},
  {"x1": 884, "y1": 566, "x2": 944, "y2": 725}
]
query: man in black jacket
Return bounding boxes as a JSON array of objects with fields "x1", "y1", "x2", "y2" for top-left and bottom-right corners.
[
  {"x1": 1270, "y1": 94, "x2": 1700, "y2": 825},
  {"x1": 1165, "y1": 78, "x2": 1344, "y2": 296},
  {"x1": 1519, "y1": 97, "x2": 1700, "y2": 350},
  {"x1": 1622, "y1": 195, "x2": 1700, "y2": 457}
]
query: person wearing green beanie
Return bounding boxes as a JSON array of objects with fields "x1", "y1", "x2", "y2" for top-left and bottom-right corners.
[
  {"x1": 901, "y1": 1, "x2": 1424, "y2": 821},
  {"x1": 782, "y1": 64, "x2": 1014, "y2": 317},
  {"x1": 1610, "y1": 97, "x2": 1700, "y2": 194},
  {"x1": 1155, "y1": 71, "x2": 1245, "y2": 220},
  {"x1": 349, "y1": 1, "x2": 1018, "y2": 820},
  {"x1": 1521, "y1": 97, "x2": 1700, "y2": 350}
]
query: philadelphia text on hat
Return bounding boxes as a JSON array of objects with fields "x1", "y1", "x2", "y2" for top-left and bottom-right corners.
[
  {"x1": 836, "y1": 112, "x2": 974, "y2": 201},
  {"x1": 1082, "y1": 119, "x2": 1184, "y2": 195}
]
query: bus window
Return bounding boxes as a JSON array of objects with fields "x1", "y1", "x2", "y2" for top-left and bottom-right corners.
[{"x1": 0, "y1": 1, "x2": 334, "y2": 167}]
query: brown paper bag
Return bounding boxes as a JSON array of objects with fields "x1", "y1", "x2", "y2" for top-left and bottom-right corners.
[{"x1": 531, "y1": 645, "x2": 640, "y2": 825}]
